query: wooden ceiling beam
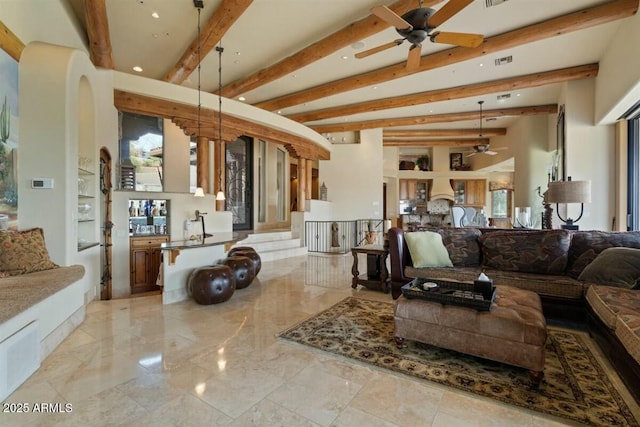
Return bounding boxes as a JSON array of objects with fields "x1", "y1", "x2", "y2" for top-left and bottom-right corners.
[
  {"x1": 289, "y1": 63, "x2": 598, "y2": 123},
  {"x1": 220, "y1": 0, "x2": 425, "y2": 98},
  {"x1": 256, "y1": 0, "x2": 637, "y2": 111},
  {"x1": 311, "y1": 104, "x2": 558, "y2": 133},
  {"x1": 384, "y1": 129, "x2": 507, "y2": 137},
  {"x1": 383, "y1": 138, "x2": 490, "y2": 147},
  {"x1": 114, "y1": 90, "x2": 329, "y2": 160},
  {"x1": 164, "y1": 0, "x2": 254, "y2": 84},
  {"x1": 83, "y1": 0, "x2": 114, "y2": 68},
  {"x1": 0, "y1": 20, "x2": 24, "y2": 61}
]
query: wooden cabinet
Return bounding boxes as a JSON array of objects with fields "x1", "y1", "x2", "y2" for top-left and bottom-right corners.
[
  {"x1": 399, "y1": 179, "x2": 429, "y2": 201},
  {"x1": 130, "y1": 236, "x2": 168, "y2": 294},
  {"x1": 451, "y1": 179, "x2": 486, "y2": 207}
]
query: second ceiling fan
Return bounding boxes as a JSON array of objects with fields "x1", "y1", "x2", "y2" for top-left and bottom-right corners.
[{"x1": 356, "y1": 0, "x2": 484, "y2": 71}]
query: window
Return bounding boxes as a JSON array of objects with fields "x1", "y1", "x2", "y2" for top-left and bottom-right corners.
[{"x1": 118, "y1": 112, "x2": 163, "y2": 192}]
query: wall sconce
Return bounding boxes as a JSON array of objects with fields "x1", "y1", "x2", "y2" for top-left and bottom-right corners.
[{"x1": 546, "y1": 177, "x2": 591, "y2": 230}]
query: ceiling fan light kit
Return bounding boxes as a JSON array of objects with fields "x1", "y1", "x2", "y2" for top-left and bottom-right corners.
[{"x1": 362, "y1": 0, "x2": 484, "y2": 71}]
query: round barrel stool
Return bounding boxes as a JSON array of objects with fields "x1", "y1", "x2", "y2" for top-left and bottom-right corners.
[
  {"x1": 231, "y1": 249, "x2": 261, "y2": 275},
  {"x1": 223, "y1": 255, "x2": 255, "y2": 289},
  {"x1": 228, "y1": 246, "x2": 255, "y2": 257},
  {"x1": 187, "y1": 265, "x2": 235, "y2": 305}
]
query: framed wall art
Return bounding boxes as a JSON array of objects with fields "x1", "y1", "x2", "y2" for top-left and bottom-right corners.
[{"x1": 450, "y1": 153, "x2": 463, "y2": 170}]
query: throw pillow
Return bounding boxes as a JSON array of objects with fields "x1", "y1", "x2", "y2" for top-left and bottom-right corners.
[
  {"x1": 405, "y1": 231, "x2": 453, "y2": 268},
  {"x1": 578, "y1": 247, "x2": 640, "y2": 289},
  {"x1": 0, "y1": 228, "x2": 58, "y2": 276},
  {"x1": 478, "y1": 229, "x2": 571, "y2": 274},
  {"x1": 566, "y1": 230, "x2": 640, "y2": 279}
]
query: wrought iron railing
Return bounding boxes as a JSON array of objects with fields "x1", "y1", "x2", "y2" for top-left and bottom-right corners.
[{"x1": 305, "y1": 219, "x2": 384, "y2": 254}]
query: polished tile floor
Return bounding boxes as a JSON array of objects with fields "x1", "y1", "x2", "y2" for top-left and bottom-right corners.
[{"x1": 4, "y1": 254, "x2": 639, "y2": 426}]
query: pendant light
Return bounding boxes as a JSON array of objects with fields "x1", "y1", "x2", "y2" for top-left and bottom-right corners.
[
  {"x1": 215, "y1": 43, "x2": 226, "y2": 203},
  {"x1": 193, "y1": 0, "x2": 204, "y2": 197}
]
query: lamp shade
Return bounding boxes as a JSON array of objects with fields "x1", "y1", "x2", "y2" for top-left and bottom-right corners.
[
  {"x1": 215, "y1": 191, "x2": 226, "y2": 201},
  {"x1": 194, "y1": 187, "x2": 205, "y2": 197},
  {"x1": 547, "y1": 180, "x2": 591, "y2": 204}
]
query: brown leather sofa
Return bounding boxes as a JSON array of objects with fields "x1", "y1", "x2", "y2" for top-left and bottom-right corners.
[{"x1": 387, "y1": 226, "x2": 640, "y2": 402}]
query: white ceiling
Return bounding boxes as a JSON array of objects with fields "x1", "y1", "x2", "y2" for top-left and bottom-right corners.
[{"x1": 66, "y1": 0, "x2": 628, "y2": 157}]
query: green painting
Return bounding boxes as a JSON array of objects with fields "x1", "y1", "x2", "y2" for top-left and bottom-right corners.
[{"x1": 0, "y1": 48, "x2": 18, "y2": 230}]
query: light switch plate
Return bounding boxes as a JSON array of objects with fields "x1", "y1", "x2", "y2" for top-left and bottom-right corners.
[{"x1": 31, "y1": 178, "x2": 54, "y2": 189}]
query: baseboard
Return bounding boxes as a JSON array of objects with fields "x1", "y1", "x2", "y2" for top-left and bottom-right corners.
[{"x1": 40, "y1": 305, "x2": 85, "y2": 360}]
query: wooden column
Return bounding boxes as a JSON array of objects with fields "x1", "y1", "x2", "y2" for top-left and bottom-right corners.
[
  {"x1": 196, "y1": 136, "x2": 209, "y2": 193},
  {"x1": 305, "y1": 159, "x2": 312, "y2": 200},
  {"x1": 297, "y1": 157, "x2": 306, "y2": 212}
]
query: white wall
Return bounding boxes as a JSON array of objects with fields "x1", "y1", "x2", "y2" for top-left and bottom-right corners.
[
  {"x1": 320, "y1": 129, "x2": 383, "y2": 220},
  {"x1": 595, "y1": 9, "x2": 640, "y2": 124},
  {"x1": 565, "y1": 79, "x2": 615, "y2": 230}
]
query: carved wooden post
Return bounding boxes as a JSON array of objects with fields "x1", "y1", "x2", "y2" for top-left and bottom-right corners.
[
  {"x1": 305, "y1": 159, "x2": 312, "y2": 200},
  {"x1": 297, "y1": 157, "x2": 306, "y2": 212},
  {"x1": 196, "y1": 136, "x2": 209, "y2": 193}
]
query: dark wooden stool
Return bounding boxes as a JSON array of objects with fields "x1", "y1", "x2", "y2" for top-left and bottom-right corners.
[
  {"x1": 223, "y1": 255, "x2": 255, "y2": 289},
  {"x1": 231, "y1": 250, "x2": 261, "y2": 275},
  {"x1": 187, "y1": 265, "x2": 235, "y2": 305}
]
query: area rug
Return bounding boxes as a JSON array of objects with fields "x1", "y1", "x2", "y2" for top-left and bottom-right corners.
[{"x1": 277, "y1": 297, "x2": 639, "y2": 426}]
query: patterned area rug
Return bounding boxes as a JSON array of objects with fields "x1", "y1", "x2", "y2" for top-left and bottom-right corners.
[{"x1": 278, "y1": 297, "x2": 639, "y2": 426}]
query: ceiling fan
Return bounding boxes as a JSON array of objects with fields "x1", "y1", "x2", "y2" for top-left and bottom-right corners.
[
  {"x1": 356, "y1": 0, "x2": 484, "y2": 71},
  {"x1": 466, "y1": 100, "x2": 507, "y2": 157}
]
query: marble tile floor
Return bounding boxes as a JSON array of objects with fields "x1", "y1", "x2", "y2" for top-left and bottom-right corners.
[{"x1": 3, "y1": 253, "x2": 639, "y2": 426}]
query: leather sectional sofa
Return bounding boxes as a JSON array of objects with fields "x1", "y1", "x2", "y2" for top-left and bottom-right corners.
[{"x1": 387, "y1": 226, "x2": 640, "y2": 403}]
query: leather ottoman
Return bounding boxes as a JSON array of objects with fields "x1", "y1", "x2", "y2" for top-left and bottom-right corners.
[
  {"x1": 394, "y1": 285, "x2": 547, "y2": 384},
  {"x1": 187, "y1": 265, "x2": 235, "y2": 305}
]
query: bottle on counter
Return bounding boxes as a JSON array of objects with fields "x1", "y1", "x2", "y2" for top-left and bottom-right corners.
[
  {"x1": 159, "y1": 202, "x2": 166, "y2": 216},
  {"x1": 152, "y1": 203, "x2": 159, "y2": 216},
  {"x1": 129, "y1": 201, "x2": 137, "y2": 217}
]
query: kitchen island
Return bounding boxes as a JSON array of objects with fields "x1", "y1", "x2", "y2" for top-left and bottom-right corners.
[{"x1": 159, "y1": 232, "x2": 246, "y2": 304}]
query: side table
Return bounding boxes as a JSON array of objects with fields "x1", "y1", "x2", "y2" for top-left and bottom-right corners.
[{"x1": 351, "y1": 244, "x2": 390, "y2": 293}]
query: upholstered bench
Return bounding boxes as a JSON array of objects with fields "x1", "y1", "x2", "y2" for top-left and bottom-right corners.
[{"x1": 394, "y1": 285, "x2": 547, "y2": 384}]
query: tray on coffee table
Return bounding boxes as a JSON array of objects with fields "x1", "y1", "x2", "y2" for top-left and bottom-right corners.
[{"x1": 401, "y1": 278, "x2": 496, "y2": 311}]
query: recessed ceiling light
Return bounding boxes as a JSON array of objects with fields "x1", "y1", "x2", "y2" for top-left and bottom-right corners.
[
  {"x1": 479, "y1": 63, "x2": 484, "y2": 67},
  {"x1": 372, "y1": 86, "x2": 378, "y2": 90},
  {"x1": 133, "y1": 66, "x2": 143, "y2": 72},
  {"x1": 351, "y1": 41, "x2": 365, "y2": 50},
  {"x1": 238, "y1": 96, "x2": 246, "y2": 101},
  {"x1": 151, "y1": 12, "x2": 159, "y2": 18},
  {"x1": 341, "y1": 55, "x2": 348, "y2": 60},
  {"x1": 152, "y1": 33, "x2": 159, "y2": 38},
  {"x1": 235, "y1": 51, "x2": 241, "y2": 56},
  {"x1": 277, "y1": 110, "x2": 282, "y2": 114},
  {"x1": 292, "y1": 74, "x2": 297, "y2": 78}
]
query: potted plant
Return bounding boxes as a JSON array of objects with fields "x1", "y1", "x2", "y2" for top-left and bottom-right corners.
[
  {"x1": 365, "y1": 220, "x2": 378, "y2": 244},
  {"x1": 415, "y1": 155, "x2": 430, "y2": 171}
]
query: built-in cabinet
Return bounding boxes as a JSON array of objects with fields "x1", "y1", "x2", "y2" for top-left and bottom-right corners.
[
  {"x1": 130, "y1": 236, "x2": 168, "y2": 294},
  {"x1": 399, "y1": 179, "x2": 429, "y2": 201},
  {"x1": 452, "y1": 179, "x2": 486, "y2": 207}
]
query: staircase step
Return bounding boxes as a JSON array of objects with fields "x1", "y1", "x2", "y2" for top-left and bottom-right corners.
[{"x1": 227, "y1": 230, "x2": 306, "y2": 262}]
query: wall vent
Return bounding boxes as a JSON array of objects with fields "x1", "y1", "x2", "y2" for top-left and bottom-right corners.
[
  {"x1": 497, "y1": 93, "x2": 511, "y2": 101},
  {"x1": 494, "y1": 55, "x2": 513, "y2": 66},
  {"x1": 0, "y1": 321, "x2": 40, "y2": 401},
  {"x1": 485, "y1": 0, "x2": 509, "y2": 7}
]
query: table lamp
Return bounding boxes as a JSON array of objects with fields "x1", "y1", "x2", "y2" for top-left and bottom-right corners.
[{"x1": 546, "y1": 177, "x2": 591, "y2": 230}]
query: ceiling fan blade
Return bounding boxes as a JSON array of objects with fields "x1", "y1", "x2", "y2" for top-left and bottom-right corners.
[
  {"x1": 371, "y1": 5, "x2": 412, "y2": 30},
  {"x1": 466, "y1": 152, "x2": 477, "y2": 157},
  {"x1": 430, "y1": 31, "x2": 484, "y2": 48},
  {"x1": 429, "y1": 0, "x2": 474, "y2": 28},
  {"x1": 485, "y1": 151, "x2": 498, "y2": 155},
  {"x1": 406, "y1": 45, "x2": 422, "y2": 71},
  {"x1": 355, "y1": 39, "x2": 403, "y2": 59}
]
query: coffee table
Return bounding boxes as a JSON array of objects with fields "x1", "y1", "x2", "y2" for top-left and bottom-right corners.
[{"x1": 394, "y1": 284, "x2": 547, "y2": 385}]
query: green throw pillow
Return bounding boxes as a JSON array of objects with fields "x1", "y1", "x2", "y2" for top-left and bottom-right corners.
[
  {"x1": 578, "y1": 247, "x2": 640, "y2": 289},
  {"x1": 405, "y1": 231, "x2": 453, "y2": 268}
]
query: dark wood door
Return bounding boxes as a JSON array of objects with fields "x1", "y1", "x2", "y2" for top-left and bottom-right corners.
[{"x1": 131, "y1": 248, "x2": 149, "y2": 292}]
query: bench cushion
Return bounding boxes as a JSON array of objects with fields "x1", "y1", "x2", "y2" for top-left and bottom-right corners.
[{"x1": 0, "y1": 265, "x2": 85, "y2": 323}]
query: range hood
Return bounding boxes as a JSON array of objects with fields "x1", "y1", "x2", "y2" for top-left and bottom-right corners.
[
  {"x1": 430, "y1": 178, "x2": 455, "y2": 201},
  {"x1": 428, "y1": 147, "x2": 455, "y2": 201}
]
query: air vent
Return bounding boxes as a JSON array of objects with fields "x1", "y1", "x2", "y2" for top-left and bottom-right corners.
[
  {"x1": 494, "y1": 55, "x2": 512, "y2": 66},
  {"x1": 485, "y1": 0, "x2": 509, "y2": 7},
  {"x1": 497, "y1": 93, "x2": 511, "y2": 101},
  {"x1": 485, "y1": 118, "x2": 498, "y2": 122}
]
